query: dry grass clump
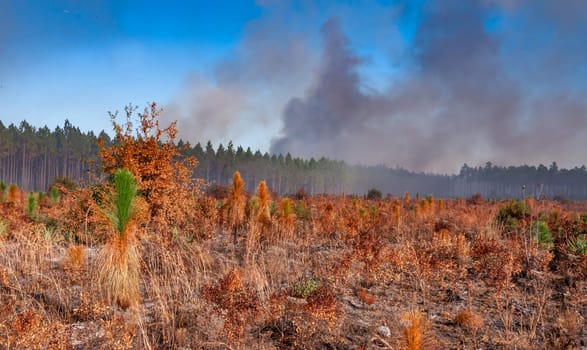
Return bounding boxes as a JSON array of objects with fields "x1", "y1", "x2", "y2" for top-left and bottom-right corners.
[
  {"x1": 548, "y1": 309, "x2": 584, "y2": 349},
  {"x1": 454, "y1": 309, "x2": 484, "y2": 332},
  {"x1": 66, "y1": 244, "x2": 86, "y2": 270},
  {"x1": 401, "y1": 309, "x2": 432, "y2": 350},
  {"x1": 137, "y1": 234, "x2": 216, "y2": 348},
  {"x1": 97, "y1": 237, "x2": 141, "y2": 309}
]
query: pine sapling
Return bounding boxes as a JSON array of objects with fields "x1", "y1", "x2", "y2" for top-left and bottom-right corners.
[
  {"x1": 257, "y1": 181, "x2": 271, "y2": 226},
  {"x1": 228, "y1": 171, "x2": 246, "y2": 246},
  {"x1": 27, "y1": 192, "x2": 36, "y2": 218},
  {"x1": 97, "y1": 169, "x2": 142, "y2": 309},
  {"x1": 0, "y1": 181, "x2": 6, "y2": 202},
  {"x1": 8, "y1": 184, "x2": 19, "y2": 204}
]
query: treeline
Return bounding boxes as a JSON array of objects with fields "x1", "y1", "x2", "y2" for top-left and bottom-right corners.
[
  {"x1": 454, "y1": 162, "x2": 587, "y2": 199},
  {"x1": 1, "y1": 119, "x2": 587, "y2": 198},
  {"x1": 0, "y1": 120, "x2": 107, "y2": 191},
  {"x1": 184, "y1": 141, "x2": 455, "y2": 197}
]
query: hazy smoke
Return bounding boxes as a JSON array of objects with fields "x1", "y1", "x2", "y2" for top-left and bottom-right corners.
[
  {"x1": 270, "y1": 18, "x2": 393, "y2": 162},
  {"x1": 162, "y1": 0, "x2": 587, "y2": 173},
  {"x1": 162, "y1": 5, "x2": 316, "y2": 150},
  {"x1": 271, "y1": 0, "x2": 587, "y2": 173}
]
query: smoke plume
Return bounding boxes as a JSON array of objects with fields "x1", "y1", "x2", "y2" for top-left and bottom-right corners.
[
  {"x1": 162, "y1": 0, "x2": 587, "y2": 173},
  {"x1": 162, "y1": 4, "x2": 317, "y2": 150},
  {"x1": 271, "y1": 0, "x2": 587, "y2": 173}
]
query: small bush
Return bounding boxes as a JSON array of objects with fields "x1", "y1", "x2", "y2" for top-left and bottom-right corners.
[
  {"x1": 294, "y1": 201, "x2": 310, "y2": 220},
  {"x1": 553, "y1": 194, "x2": 571, "y2": 204},
  {"x1": 455, "y1": 309, "x2": 484, "y2": 332},
  {"x1": 467, "y1": 193, "x2": 484, "y2": 205},
  {"x1": 51, "y1": 176, "x2": 78, "y2": 192},
  {"x1": 531, "y1": 220, "x2": 553, "y2": 249},
  {"x1": 496, "y1": 200, "x2": 531, "y2": 233},
  {"x1": 291, "y1": 277, "x2": 321, "y2": 298},
  {"x1": 27, "y1": 192, "x2": 37, "y2": 218},
  {"x1": 0, "y1": 220, "x2": 8, "y2": 240},
  {"x1": 8, "y1": 184, "x2": 19, "y2": 203},
  {"x1": 0, "y1": 181, "x2": 6, "y2": 202},
  {"x1": 292, "y1": 187, "x2": 307, "y2": 200},
  {"x1": 569, "y1": 235, "x2": 587, "y2": 255},
  {"x1": 49, "y1": 186, "x2": 60, "y2": 203},
  {"x1": 366, "y1": 188, "x2": 382, "y2": 200},
  {"x1": 207, "y1": 183, "x2": 228, "y2": 199},
  {"x1": 402, "y1": 309, "x2": 429, "y2": 350}
]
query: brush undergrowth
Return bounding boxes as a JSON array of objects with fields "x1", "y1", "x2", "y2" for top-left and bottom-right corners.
[{"x1": 1, "y1": 106, "x2": 586, "y2": 348}]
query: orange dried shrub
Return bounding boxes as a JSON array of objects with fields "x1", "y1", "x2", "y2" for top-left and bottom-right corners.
[
  {"x1": 401, "y1": 309, "x2": 434, "y2": 350},
  {"x1": 357, "y1": 289, "x2": 375, "y2": 305},
  {"x1": 227, "y1": 171, "x2": 246, "y2": 244},
  {"x1": 278, "y1": 197, "x2": 296, "y2": 239},
  {"x1": 44, "y1": 185, "x2": 105, "y2": 243},
  {"x1": 427, "y1": 229, "x2": 469, "y2": 277},
  {"x1": 437, "y1": 199, "x2": 443, "y2": 212},
  {"x1": 303, "y1": 285, "x2": 343, "y2": 327},
  {"x1": 471, "y1": 237, "x2": 523, "y2": 288},
  {"x1": 404, "y1": 192, "x2": 411, "y2": 204},
  {"x1": 256, "y1": 181, "x2": 271, "y2": 226},
  {"x1": 66, "y1": 244, "x2": 86, "y2": 270},
  {"x1": 394, "y1": 204, "x2": 401, "y2": 225},
  {"x1": 201, "y1": 269, "x2": 260, "y2": 343},
  {"x1": 402, "y1": 310, "x2": 423, "y2": 350},
  {"x1": 454, "y1": 309, "x2": 484, "y2": 333},
  {"x1": 98, "y1": 103, "x2": 202, "y2": 237},
  {"x1": 318, "y1": 201, "x2": 337, "y2": 236},
  {"x1": 2, "y1": 310, "x2": 68, "y2": 349},
  {"x1": 8, "y1": 184, "x2": 19, "y2": 206}
]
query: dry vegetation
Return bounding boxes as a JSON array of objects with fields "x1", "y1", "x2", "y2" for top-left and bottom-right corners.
[{"x1": 1, "y1": 109, "x2": 586, "y2": 349}]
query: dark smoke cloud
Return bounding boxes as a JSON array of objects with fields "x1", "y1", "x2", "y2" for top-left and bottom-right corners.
[
  {"x1": 271, "y1": 0, "x2": 587, "y2": 173},
  {"x1": 271, "y1": 18, "x2": 393, "y2": 160}
]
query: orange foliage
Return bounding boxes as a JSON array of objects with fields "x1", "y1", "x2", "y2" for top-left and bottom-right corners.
[
  {"x1": 357, "y1": 289, "x2": 375, "y2": 305},
  {"x1": 454, "y1": 309, "x2": 484, "y2": 332},
  {"x1": 402, "y1": 309, "x2": 428, "y2": 350},
  {"x1": 227, "y1": 171, "x2": 246, "y2": 230},
  {"x1": 8, "y1": 184, "x2": 19, "y2": 205},
  {"x1": 256, "y1": 180, "x2": 271, "y2": 226},
  {"x1": 98, "y1": 103, "x2": 202, "y2": 235},
  {"x1": 201, "y1": 269, "x2": 259, "y2": 342},
  {"x1": 278, "y1": 198, "x2": 295, "y2": 239}
]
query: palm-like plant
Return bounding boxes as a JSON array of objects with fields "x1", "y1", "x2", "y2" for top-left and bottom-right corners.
[{"x1": 97, "y1": 169, "x2": 142, "y2": 308}]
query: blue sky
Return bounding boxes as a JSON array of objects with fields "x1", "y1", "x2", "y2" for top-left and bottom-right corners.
[{"x1": 1, "y1": 0, "x2": 586, "y2": 173}]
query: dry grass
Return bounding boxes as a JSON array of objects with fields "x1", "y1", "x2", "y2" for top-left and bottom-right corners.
[
  {"x1": 97, "y1": 235, "x2": 140, "y2": 309},
  {"x1": 1, "y1": 192, "x2": 587, "y2": 348},
  {"x1": 454, "y1": 309, "x2": 484, "y2": 332},
  {"x1": 401, "y1": 309, "x2": 427, "y2": 350},
  {"x1": 66, "y1": 244, "x2": 86, "y2": 270}
]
